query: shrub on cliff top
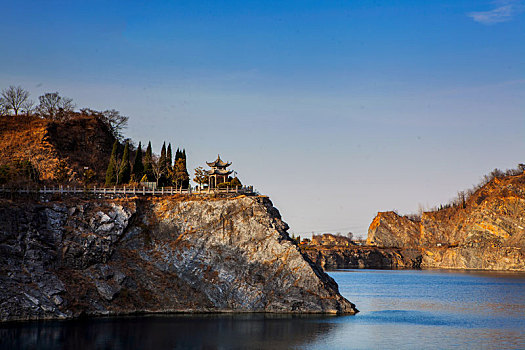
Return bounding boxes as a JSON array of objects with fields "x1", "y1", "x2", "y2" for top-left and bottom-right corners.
[{"x1": 230, "y1": 177, "x2": 242, "y2": 187}]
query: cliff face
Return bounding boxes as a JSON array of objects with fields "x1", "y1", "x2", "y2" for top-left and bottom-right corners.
[
  {"x1": 367, "y1": 212, "x2": 420, "y2": 248},
  {"x1": 366, "y1": 174, "x2": 525, "y2": 271},
  {"x1": 0, "y1": 195, "x2": 356, "y2": 322}
]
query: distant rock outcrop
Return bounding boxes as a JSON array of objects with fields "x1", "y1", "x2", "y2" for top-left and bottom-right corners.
[
  {"x1": 367, "y1": 211, "x2": 420, "y2": 248},
  {"x1": 0, "y1": 195, "x2": 356, "y2": 322},
  {"x1": 366, "y1": 174, "x2": 525, "y2": 271},
  {"x1": 310, "y1": 233, "x2": 355, "y2": 247},
  {"x1": 302, "y1": 246, "x2": 421, "y2": 270}
]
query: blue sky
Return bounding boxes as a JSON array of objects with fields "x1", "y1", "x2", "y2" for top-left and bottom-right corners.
[{"x1": 1, "y1": 0, "x2": 524, "y2": 237}]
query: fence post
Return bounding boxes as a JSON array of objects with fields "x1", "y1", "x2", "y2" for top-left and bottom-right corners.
[
  {"x1": 152, "y1": 187, "x2": 155, "y2": 196},
  {"x1": 143, "y1": 186, "x2": 145, "y2": 195},
  {"x1": 123, "y1": 186, "x2": 126, "y2": 196},
  {"x1": 161, "y1": 187, "x2": 164, "y2": 195}
]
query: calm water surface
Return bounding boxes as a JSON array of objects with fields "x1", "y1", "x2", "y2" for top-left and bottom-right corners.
[{"x1": 1, "y1": 269, "x2": 524, "y2": 349}]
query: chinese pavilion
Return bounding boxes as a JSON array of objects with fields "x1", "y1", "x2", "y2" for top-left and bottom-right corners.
[{"x1": 207, "y1": 155, "x2": 232, "y2": 188}]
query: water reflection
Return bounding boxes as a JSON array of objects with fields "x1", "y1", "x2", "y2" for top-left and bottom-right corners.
[
  {"x1": 1, "y1": 270, "x2": 524, "y2": 349},
  {"x1": 0, "y1": 314, "x2": 340, "y2": 350}
]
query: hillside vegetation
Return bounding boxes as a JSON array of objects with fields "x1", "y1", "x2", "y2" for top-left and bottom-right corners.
[{"x1": 0, "y1": 114, "x2": 116, "y2": 184}]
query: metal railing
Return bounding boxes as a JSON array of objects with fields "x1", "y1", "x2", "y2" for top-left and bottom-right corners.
[{"x1": 0, "y1": 184, "x2": 255, "y2": 197}]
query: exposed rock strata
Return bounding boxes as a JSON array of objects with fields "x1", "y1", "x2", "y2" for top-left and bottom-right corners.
[
  {"x1": 366, "y1": 174, "x2": 525, "y2": 271},
  {"x1": 0, "y1": 195, "x2": 356, "y2": 322}
]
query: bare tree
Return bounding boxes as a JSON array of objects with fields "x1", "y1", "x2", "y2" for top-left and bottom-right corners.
[
  {"x1": 456, "y1": 190, "x2": 467, "y2": 208},
  {"x1": 80, "y1": 108, "x2": 129, "y2": 141},
  {"x1": 193, "y1": 166, "x2": 208, "y2": 189},
  {"x1": 150, "y1": 155, "x2": 165, "y2": 186},
  {"x1": 101, "y1": 109, "x2": 129, "y2": 141},
  {"x1": 0, "y1": 98, "x2": 9, "y2": 117},
  {"x1": 21, "y1": 100, "x2": 35, "y2": 116},
  {"x1": 114, "y1": 158, "x2": 123, "y2": 185},
  {"x1": 37, "y1": 93, "x2": 60, "y2": 118},
  {"x1": 1, "y1": 86, "x2": 30, "y2": 116},
  {"x1": 37, "y1": 92, "x2": 75, "y2": 120}
]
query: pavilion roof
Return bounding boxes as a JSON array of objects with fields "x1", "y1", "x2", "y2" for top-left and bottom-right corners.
[
  {"x1": 206, "y1": 154, "x2": 231, "y2": 168},
  {"x1": 208, "y1": 169, "x2": 232, "y2": 176}
]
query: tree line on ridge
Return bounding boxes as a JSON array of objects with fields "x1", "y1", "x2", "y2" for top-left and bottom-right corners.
[{"x1": 105, "y1": 141, "x2": 190, "y2": 188}]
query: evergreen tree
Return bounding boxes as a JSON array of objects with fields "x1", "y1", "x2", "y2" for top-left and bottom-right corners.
[
  {"x1": 174, "y1": 158, "x2": 189, "y2": 189},
  {"x1": 159, "y1": 142, "x2": 167, "y2": 186},
  {"x1": 105, "y1": 160, "x2": 116, "y2": 186},
  {"x1": 110, "y1": 139, "x2": 118, "y2": 162},
  {"x1": 118, "y1": 141, "x2": 131, "y2": 184},
  {"x1": 160, "y1": 142, "x2": 167, "y2": 169},
  {"x1": 132, "y1": 141, "x2": 144, "y2": 182},
  {"x1": 143, "y1": 141, "x2": 153, "y2": 181},
  {"x1": 181, "y1": 148, "x2": 189, "y2": 188},
  {"x1": 105, "y1": 140, "x2": 119, "y2": 185},
  {"x1": 167, "y1": 143, "x2": 172, "y2": 168}
]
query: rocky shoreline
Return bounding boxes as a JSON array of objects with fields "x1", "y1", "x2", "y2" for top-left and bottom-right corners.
[
  {"x1": 0, "y1": 195, "x2": 357, "y2": 323},
  {"x1": 302, "y1": 244, "x2": 524, "y2": 272},
  {"x1": 302, "y1": 246, "x2": 422, "y2": 270}
]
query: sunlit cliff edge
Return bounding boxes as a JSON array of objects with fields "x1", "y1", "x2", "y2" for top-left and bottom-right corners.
[{"x1": 367, "y1": 173, "x2": 525, "y2": 271}]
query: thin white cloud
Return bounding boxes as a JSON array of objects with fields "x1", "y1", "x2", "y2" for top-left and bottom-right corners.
[{"x1": 468, "y1": 0, "x2": 523, "y2": 24}]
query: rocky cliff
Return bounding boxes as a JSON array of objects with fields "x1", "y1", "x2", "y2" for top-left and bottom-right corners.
[
  {"x1": 0, "y1": 195, "x2": 356, "y2": 322},
  {"x1": 367, "y1": 174, "x2": 525, "y2": 271}
]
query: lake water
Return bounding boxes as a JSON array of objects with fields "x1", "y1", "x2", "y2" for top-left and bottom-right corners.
[{"x1": 1, "y1": 269, "x2": 524, "y2": 349}]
